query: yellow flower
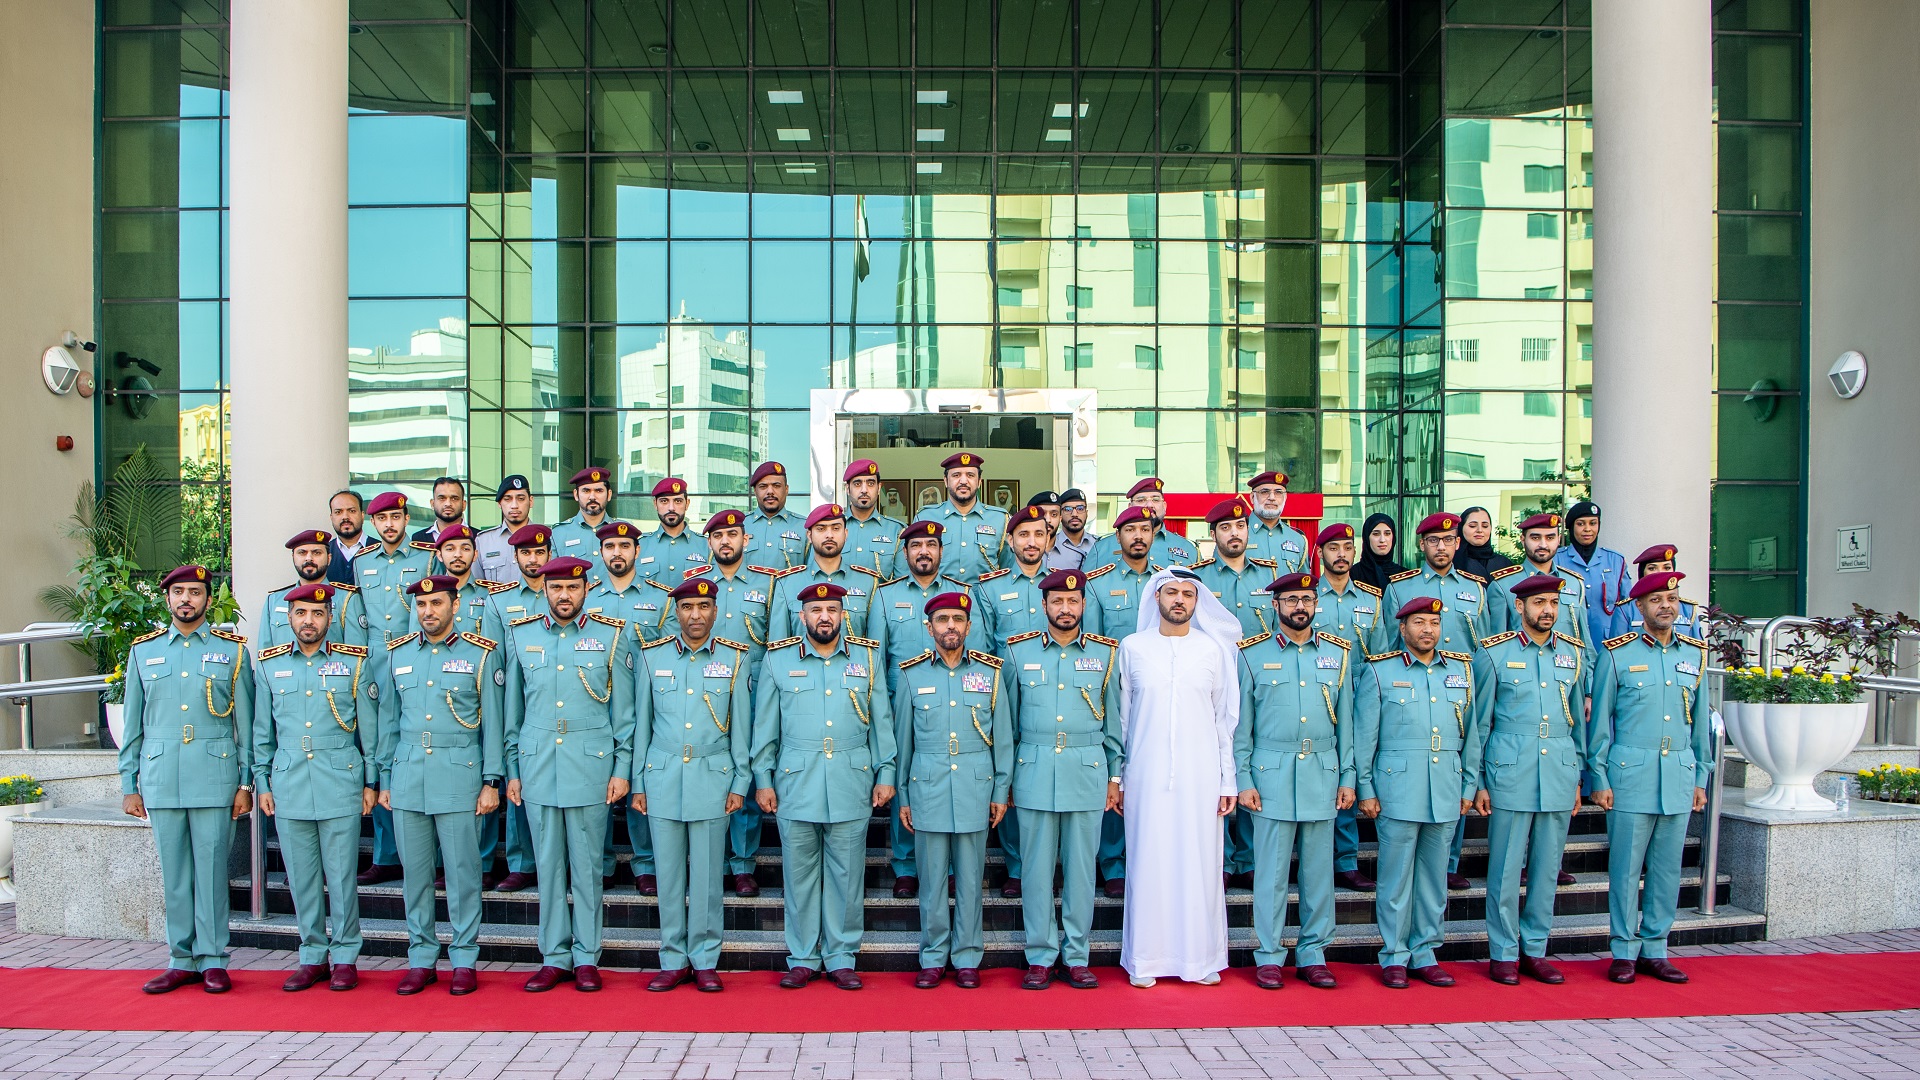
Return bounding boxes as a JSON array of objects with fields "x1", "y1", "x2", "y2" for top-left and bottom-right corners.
[
  {"x1": 1820, "y1": 673, "x2": 1836, "y2": 684},
  {"x1": 1791, "y1": 665, "x2": 1807, "y2": 675},
  {"x1": 1770, "y1": 667, "x2": 1785, "y2": 678}
]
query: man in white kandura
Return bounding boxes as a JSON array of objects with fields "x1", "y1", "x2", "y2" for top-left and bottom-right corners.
[{"x1": 1117, "y1": 567, "x2": 1242, "y2": 987}]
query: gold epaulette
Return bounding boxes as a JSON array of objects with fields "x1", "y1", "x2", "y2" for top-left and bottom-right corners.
[
  {"x1": 211, "y1": 627, "x2": 247, "y2": 645},
  {"x1": 387, "y1": 633, "x2": 418, "y2": 650},
  {"x1": 329, "y1": 643, "x2": 369, "y2": 658},
  {"x1": 589, "y1": 613, "x2": 627, "y2": 630},
  {"x1": 645, "y1": 578, "x2": 673, "y2": 591},
  {"x1": 770, "y1": 565, "x2": 807, "y2": 579},
  {"x1": 1249, "y1": 557, "x2": 1277, "y2": 569},
  {"x1": 1676, "y1": 633, "x2": 1707, "y2": 649},
  {"x1": 409, "y1": 541, "x2": 436, "y2": 552},
  {"x1": 1189, "y1": 557, "x2": 1216, "y2": 570},
  {"x1": 642, "y1": 637, "x2": 676, "y2": 649},
  {"x1": 1318, "y1": 632, "x2": 1351, "y2": 651},
  {"x1": 968, "y1": 650, "x2": 1003, "y2": 668},
  {"x1": 481, "y1": 579, "x2": 517, "y2": 594},
  {"x1": 1480, "y1": 631, "x2": 1519, "y2": 648},
  {"x1": 1439, "y1": 649, "x2": 1471, "y2": 663},
  {"x1": 1084, "y1": 633, "x2": 1119, "y2": 647},
  {"x1": 846, "y1": 634, "x2": 878, "y2": 648},
  {"x1": 1388, "y1": 569, "x2": 1420, "y2": 583},
  {"x1": 1555, "y1": 631, "x2": 1585, "y2": 649},
  {"x1": 1084, "y1": 564, "x2": 1115, "y2": 579},
  {"x1": 1366, "y1": 650, "x2": 1401, "y2": 663},
  {"x1": 1489, "y1": 564, "x2": 1525, "y2": 581},
  {"x1": 943, "y1": 574, "x2": 974, "y2": 588},
  {"x1": 333, "y1": 582, "x2": 360, "y2": 593},
  {"x1": 1237, "y1": 631, "x2": 1272, "y2": 650},
  {"x1": 1353, "y1": 580, "x2": 1382, "y2": 597},
  {"x1": 747, "y1": 565, "x2": 782, "y2": 576},
  {"x1": 899, "y1": 650, "x2": 933, "y2": 670},
  {"x1": 713, "y1": 636, "x2": 749, "y2": 653},
  {"x1": 767, "y1": 635, "x2": 804, "y2": 650},
  {"x1": 879, "y1": 575, "x2": 906, "y2": 588},
  {"x1": 461, "y1": 632, "x2": 497, "y2": 651},
  {"x1": 509, "y1": 613, "x2": 543, "y2": 627},
  {"x1": 1005, "y1": 631, "x2": 1044, "y2": 646},
  {"x1": 683, "y1": 564, "x2": 707, "y2": 577},
  {"x1": 131, "y1": 627, "x2": 166, "y2": 647},
  {"x1": 1603, "y1": 632, "x2": 1640, "y2": 651},
  {"x1": 977, "y1": 567, "x2": 1011, "y2": 582},
  {"x1": 256, "y1": 643, "x2": 294, "y2": 661},
  {"x1": 1458, "y1": 570, "x2": 1487, "y2": 586},
  {"x1": 851, "y1": 564, "x2": 883, "y2": 578}
]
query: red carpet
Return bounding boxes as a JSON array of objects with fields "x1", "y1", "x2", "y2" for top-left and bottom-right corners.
[{"x1": 7, "y1": 954, "x2": 1918, "y2": 1032}]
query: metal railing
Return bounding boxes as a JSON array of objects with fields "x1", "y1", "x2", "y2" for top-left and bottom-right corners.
[{"x1": 0, "y1": 623, "x2": 106, "y2": 749}]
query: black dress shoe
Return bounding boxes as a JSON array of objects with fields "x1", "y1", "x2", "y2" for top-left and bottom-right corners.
[
  {"x1": 356, "y1": 864, "x2": 402, "y2": 886},
  {"x1": 1101, "y1": 877, "x2": 1125, "y2": 899},
  {"x1": 1335, "y1": 869, "x2": 1377, "y2": 891},
  {"x1": 1297, "y1": 964, "x2": 1337, "y2": 990},
  {"x1": 779, "y1": 966, "x2": 818, "y2": 989},
  {"x1": 954, "y1": 968, "x2": 980, "y2": 989},
  {"x1": 1254, "y1": 964, "x2": 1284, "y2": 990},
  {"x1": 1062, "y1": 965, "x2": 1099, "y2": 989},
  {"x1": 914, "y1": 967, "x2": 944, "y2": 989},
  {"x1": 1487, "y1": 960, "x2": 1519, "y2": 985},
  {"x1": 1021, "y1": 965, "x2": 1053, "y2": 990},
  {"x1": 1381, "y1": 965, "x2": 1409, "y2": 989},
  {"x1": 202, "y1": 969, "x2": 231, "y2": 994},
  {"x1": 893, "y1": 875, "x2": 920, "y2": 899},
  {"x1": 826, "y1": 967, "x2": 863, "y2": 990},
  {"x1": 525, "y1": 966, "x2": 572, "y2": 992},
  {"x1": 1446, "y1": 872, "x2": 1470, "y2": 890},
  {"x1": 732, "y1": 873, "x2": 760, "y2": 897},
  {"x1": 1000, "y1": 877, "x2": 1021, "y2": 899},
  {"x1": 1636, "y1": 957, "x2": 1689, "y2": 983},
  {"x1": 143, "y1": 969, "x2": 204, "y2": 994},
  {"x1": 283, "y1": 964, "x2": 328, "y2": 992},
  {"x1": 396, "y1": 967, "x2": 438, "y2": 995},
  {"x1": 1608, "y1": 959, "x2": 1636, "y2": 984},
  {"x1": 329, "y1": 964, "x2": 359, "y2": 991},
  {"x1": 1410, "y1": 964, "x2": 1455, "y2": 987},
  {"x1": 495, "y1": 871, "x2": 536, "y2": 892}
]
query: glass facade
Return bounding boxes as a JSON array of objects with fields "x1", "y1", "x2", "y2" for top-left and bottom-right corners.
[{"x1": 93, "y1": 0, "x2": 1810, "y2": 612}]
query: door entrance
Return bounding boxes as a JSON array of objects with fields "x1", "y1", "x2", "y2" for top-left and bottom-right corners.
[{"x1": 808, "y1": 389, "x2": 1097, "y2": 512}]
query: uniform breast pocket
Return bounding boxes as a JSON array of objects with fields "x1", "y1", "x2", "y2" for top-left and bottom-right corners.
[
  {"x1": 781, "y1": 676, "x2": 815, "y2": 697},
  {"x1": 519, "y1": 651, "x2": 550, "y2": 673},
  {"x1": 1020, "y1": 670, "x2": 1051, "y2": 691},
  {"x1": 651, "y1": 673, "x2": 678, "y2": 698},
  {"x1": 1378, "y1": 751, "x2": 1408, "y2": 778},
  {"x1": 393, "y1": 669, "x2": 420, "y2": 692}
]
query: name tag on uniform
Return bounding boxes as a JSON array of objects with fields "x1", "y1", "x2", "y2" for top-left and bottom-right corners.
[
  {"x1": 1075, "y1": 658, "x2": 1104, "y2": 672},
  {"x1": 1024, "y1": 663, "x2": 1043, "y2": 670},
  {"x1": 274, "y1": 606, "x2": 287, "y2": 614},
  {"x1": 746, "y1": 591, "x2": 767, "y2": 603},
  {"x1": 203, "y1": 653, "x2": 230, "y2": 665},
  {"x1": 896, "y1": 602, "x2": 913, "y2": 609},
  {"x1": 789, "y1": 670, "x2": 808, "y2": 678},
  {"x1": 1628, "y1": 664, "x2": 1649, "y2": 673},
  {"x1": 574, "y1": 638, "x2": 606, "y2": 652},
  {"x1": 917, "y1": 686, "x2": 937, "y2": 695},
  {"x1": 1211, "y1": 591, "x2": 1223, "y2": 598},
  {"x1": 1444, "y1": 674, "x2": 1468, "y2": 689},
  {"x1": 1264, "y1": 663, "x2": 1284, "y2": 670},
  {"x1": 1554, "y1": 654, "x2": 1577, "y2": 669},
  {"x1": 442, "y1": 659, "x2": 475, "y2": 674},
  {"x1": 1110, "y1": 589, "x2": 1126, "y2": 596},
  {"x1": 1000, "y1": 592, "x2": 1020, "y2": 601},
  {"x1": 1676, "y1": 662, "x2": 1699, "y2": 676},
  {"x1": 1455, "y1": 591, "x2": 1478, "y2": 603},
  {"x1": 640, "y1": 557, "x2": 655, "y2": 564},
  {"x1": 843, "y1": 663, "x2": 867, "y2": 678},
  {"x1": 1281, "y1": 541, "x2": 1302, "y2": 553},
  {"x1": 319, "y1": 661, "x2": 351, "y2": 677},
  {"x1": 1507, "y1": 661, "x2": 1528, "y2": 669},
  {"x1": 564, "y1": 538, "x2": 581, "y2": 546},
  {"x1": 363, "y1": 568, "x2": 379, "y2": 576},
  {"x1": 525, "y1": 645, "x2": 544, "y2": 653},
  {"x1": 1316, "y1": 656, "x2": 1341, "y2": 669},
  {"x1": 585, "y1": 606, "x2": 603, "y2": 614},
  {"x1": 506, "y1": 605, "x2": 525, "y2": 613},
  {"x1": 1392, "y1": 680, "x2": 1412, "y2": 688},
  {"x1": 702, "y1": 662, "x2": 733, "y2": 678},
  {"x1": 394, "y1": 666, "x2": 413, "y2": 676},
  {"x1": 274, "y1": 669, "x2": 292, "y2": 678},
  {"x1": 146, "y1": 656, "x2": 167, "y2": 666},
  {"x1": 962, "y1": 673, "x2": 992, "y2": 693}
]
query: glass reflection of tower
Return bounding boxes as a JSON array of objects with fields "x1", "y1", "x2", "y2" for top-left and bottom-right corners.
[{"x1": 618, "y1": 306, "x2": 769, "y2": 494}]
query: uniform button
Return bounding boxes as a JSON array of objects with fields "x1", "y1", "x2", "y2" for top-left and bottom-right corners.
[
  {"x1": 426, "y1": 714, "x2": 433, "y2": 720},
  {"x1": 181, "y1": 672, "x2": 190, "y2": 678},
  {"x1": 826, "y1": 720, "x2": 834, "y2": 727},
  {"x1": 685, "y1": 722, "x2": 693, "y2": 729},
  {"x1": 181, "y1": 704, "x2": 189, "y2": 711},
  {"x1": 1666, "y1": 680, "x2": 1672, "y2": 686},
  {"x1": 305, "y1": 721, "x2": 313, "y2": 728},
  {"x1": 951, "y1": 764, "x2": 958, "y2": 770},
  {"x1": 1663, "y1": 715, "x2": 1671, "y2": 721},
  {"x1": 825, "y1": 689, "x2": 833, "y2": 696},
  {"x1": 556, "y1": 663, "x2": 565, "y2": 670},
  {"x1": 1430, "y1": 697, "x2": 1437, "y2": 702},
  {"x1": 1300, "y1": 717, "x2": 1307, "y2": 723},
  {"x1": 1058, "y1": 684, "x2": 1065, "y2": 690},
  {"x1": 949, "y1": 701, "x2": 957, "y2": 707},
  {"x1": 1542, "y1": 748, "x2": 1549, "y2": 755},
  {"x1": 1540, "y1": 682, "x2": 1547, "y2": 688},
  {"x1": 556, "y1": 738, "x2": 563, "y2": 744},
  {"x1": 1432, "y1": 757, "x2": 1439, "y2": 763},
  {"x1": 556, "y1": 701, "x2": 564, "y2": 708}
]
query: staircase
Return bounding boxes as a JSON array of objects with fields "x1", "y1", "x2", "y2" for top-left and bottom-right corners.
[{"x1": 227, "y1": 805, "x2": 1764, "y2": 969}]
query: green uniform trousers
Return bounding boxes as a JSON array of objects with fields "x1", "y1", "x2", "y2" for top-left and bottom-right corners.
[
  {"x1": 914, "y1": 829, "x2": 987, "y2": 970},
  {"x1": 393, "y1": 807, "x2": 482, "y2": 968},
  {"x1": 1097, "y1": 808, "x2": 1125, "y2": 881},
  {"x1": 1607, "y1": 809, "x2": 1689, "y2": 961},
  {"x1": 1485, "y1": 808, "x2": 1573, "y2": 961},
  {"x1": 728, "y1": 804, "x2": 762, "y2": 876},
  {"x1": 277, "y1": 815, "x2": 363, "y2": 965},
  {"x1": 1224, "y1": 808, "x2": 1255, "y2": 877},
  {"x1": 148, "y1": 807, "x2": 235, "y2": 972},
  {"x1": 1250, "y1": 816, "x2": 1335, "y2": 968},
  {"x1": 1373, "y1": 816, "x2": 1451, "y2": 969},
  {"x1": 997, "y1": 807, "x2": 1022, "y2": 881},
  {"x1": 1018, "y1": 808, "x2": 1102, "y2": 968},
  {"x1": 778, "y1": 818, "x2": 868, "y2": 971},
  {"x1": 528, "y1": 802, "x2": 610, "y2": 969},
  {"x1": 651, "y1": 816, "x2": 728, "y2": 971}
]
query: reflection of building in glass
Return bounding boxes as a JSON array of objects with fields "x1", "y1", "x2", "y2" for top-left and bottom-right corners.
[
  {"x1": 347, "y1": 317, "x2": 472, "y2": 486},
  {"x1": 178, "y1": 399, "x2": 229, "y2": 467},
  {"x1": 617, "y1": 307, "x2": 768, "y2": 494}
]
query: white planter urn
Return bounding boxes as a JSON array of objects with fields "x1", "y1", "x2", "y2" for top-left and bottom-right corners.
[
  {"x1": 1723, "y1": 700, "x2": 1871, "y2": 812},
  {"x1": 105, "y1": 701, "x2": 126, "y2": 747},
  {"x1": 0, "y1": 801, "x2": 47, "y2": 900}
]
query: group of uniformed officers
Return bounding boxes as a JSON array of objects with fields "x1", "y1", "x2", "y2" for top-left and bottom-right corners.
[{"x1": 119, "y1": 452, "x2": 1713, "y2": 997}]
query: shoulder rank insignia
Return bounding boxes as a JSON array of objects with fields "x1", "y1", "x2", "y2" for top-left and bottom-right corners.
[
  {"x1": 387, "y1": 633, "x2": 419, "y2": 650},
  {"x1": 509, "y1": 613, "x2": 543, "y2": 627},
  {"x1": 1084, "y1": 564, "x2": 1115, "y2": 579},
  {"x1": 899, "y1": 650, "x2": 933, "y2": 670},
  {"x1": 211, "y1": 627, "x2": 247, "y2": 645},
  {"x1": 481, "y1": 579, "x2": 517, "y2": 594},
  {"x1": 1188, "y1": 557, "x2": 1217, "y2": 570},
  {"x1": 976, "y1": 567, "x2": 1011, "y2": 582},
  {"x1": 256, "y1": 643, "x2": 294, "y2": 661},
  {"x1": 1439, "y1": 649, "x2": 1472, "y2": 663},
  {"x1": 682, "y1": 565, "x2": 707, "y2": 578},
  {"x1": 1249, "y1": 557, "x2": 1277, "y2": 569},
  {"x1": 713, "y1": 636, "x2": 749, "y2": 653},
  {"x1": 1353, "y1": 580, "x2": 1382, "y2": 597},
  {"x1": 747, "y1": 565, "x2": 782, "y2": 577},
  {"x1": 1603, "y1": 632, "x2": 1640, "y2": 651},
  {"x1": 1084, "y1": 633, "x2": 1119, "y2": 647},
  {"x1": 767, "y1": 635, "x2": 804, "y2": 651},
  {"x1": 409, "y1": 540, "x2": 437, "y2": 552},
  {"x1": 1004, "y1": 630, "x2": 1044, "y2": 646},
  {"x1": 770, "y1": 565, "x2": 807, "y2": 579},
  {"x1": 1479, "y1": 631, "x2": 1519, "y2": 648},
  {"x1": 1489, "y1": 564, "x2": 1525, "y2": 581},
  {"x1": 131, "y1": 627, "x2": 166, "y2": 647},
  {"x1": 879, "y1": 576, "x2": 906, "y2": 588},
  {"x1": 641, "y1": 637, "x2": 676, "y2": 649},
  {"x1": 846, "y1": 634, "x2": 879, "y2": 648},
  {"x1": 851, "y1": 564, "x2": 883, "y2": 578},
  {"x1": 1366, "y1": 650, "x2": 1402, "y2": 663},
  {"x1": 329, "y1": 643, "x2": 369, "y2": 658},
  {"x1": 645, "y1": 578, "x2": 673, "y2": 591},
  {"x1": 968, "y1": 650, "x2": 1003, "y2": 669},
  {"x1": 1318, "y1": 632, "x2": 1352, "y2": 651},
  {"x1": 1237, "y1": 631, "x2": 1272, "y2": 650},
  {"x1": 1554, "y1": 631, "x2": 1585, "y2": 649},
  {"x1": 1388, "y1": 568, "x2": 1420, "y2": 583},
  {"x1": 589, "y1": 613, "x2": 627, "y2": 629},
  {"x1": 942, "y1": 574, "x2": 974, "y2": 588},
  {"x1": 333, "y1": 582, "x2": 360, "y2": 593},
  {"x1": 461, "y1": 632, "x2": 498, "y2": 651},
  {"x1": 1675, "y1": 633, "x2": 1707, "y2": 649},
  {"x1": 1457, "y1": 570, "x2": 1488, "y2": 586}
]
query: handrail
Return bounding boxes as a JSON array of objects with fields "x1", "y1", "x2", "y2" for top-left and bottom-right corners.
[{"x1": 1697, "y1": 666, "x2": 1729, "y2": 916}]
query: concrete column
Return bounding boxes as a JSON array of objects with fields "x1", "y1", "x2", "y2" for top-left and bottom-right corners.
[
  {"x1": 1590, "y1": 0, "x2": 1715, "y2": 585},
  {"x1": 229, "y1": 1, "x2": 349, "y2": 618}
]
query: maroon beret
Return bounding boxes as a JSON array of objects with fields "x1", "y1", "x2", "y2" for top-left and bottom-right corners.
[
  {"x1": 285, "y1": 583, "x2": 333, "y2": 606},
  {"x1": 286, "y1": 529, "x2": 332, "y2": 550},
  {"x1": 160, "y1": 565, "x2": 211, "y2": 590},
  {"x1": 1204, "y1": 497, "x2": 1249, "y2": 526},
  {"x1": 844, "y1": 459, "x2": 880, "y2": 482},
  {"x1": 804, "y1": 503, "x2": 845, "y2": 530},
  {"x1": 1112, "y1": 505, "x2": 1157, "y2": 530},
  {"x1": 651, "y1": 477, "x2": 688, "y2": 498},
  {"x1": 1006, "y1": 505, "x2": 1047, "y2": 533},
  {"x1": 940, "y1": 451, "x2": 983, "y2": 473},
  {"x1": 1415, "y1": 512, "x2": 1459, "y2": 535},
  {"x1": 535, "y1": 557, "x2": 592, "y2": 580},
  {"x1": 406, "y1": 574, "x2": 459, "y2": 596},
  {"x1": 1395, "y1": 596, "x2": 1444, "y2": 619},
  {"x1": 1632, "y1": 543, "x2": 1679, "y2": 566},
  {"x1": 1517, "y1": 512, "x2": 1562, "y2": 532},
  {"x1": 1509, "y1": 574, "x2": 1565, "y2": 599},
  {"x1": 923, "y1": 591, "x2": 973, "y2": 617},
  {"x1": 670, "y1": 576, "x2": 719, "y2": 601},
  {"x1": 1316, "y1": 522, "x2": 1356, "y2": 546},
  {"x1": 1125, "y1": 476, "x2": 1164, "y2": 499},
  {"x1": 1247, "y1": 470, "x2": 1289, "y2": 489},
  {"x1": 595, "y1": 519, "x2": 639, "y2": 541},
  {"x1": 703, "y1": 509, "x2": 746, "y2": 533},
  {"x1": 1629, "y1": 571, "x2": 1685, "y2": 600},
  {"x1": 366, "y1": 491, "x2": 408, "y2": 516},
  {"x1": 1038, "y1": 569, "x2": 1085, "y2": 593},
  {"x1": 796, "y1": 581, "x2": 848, "y2": 604},
  {"x1": 434, "y1": 524, "x2": 477, "y2": 547},
  {"x1": 569, "y1": 466, "x2": 611, "y2": 488},
  {"x1": 749, "y1": 461, "x2": 787, "y2": 486},
  {"x1": 509, "y1": 524, "x2": 551, "y2": 548},
  {"x1": 1263, "y1": 572, "x2": 1316, "y2": 595},
  {"x1": 901, "y1": 520, "x2": 943, "y2": 542}
]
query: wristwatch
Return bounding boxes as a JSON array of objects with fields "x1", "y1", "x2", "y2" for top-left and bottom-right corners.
[
  {"x1": 485, "y1": 779, "x2": 503, "y2": 791},
  {"x1": 237, "y1": 784, "x2": 254, "y2": 793}
]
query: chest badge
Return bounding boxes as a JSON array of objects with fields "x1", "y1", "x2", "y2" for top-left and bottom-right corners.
[
  {"x1": 1554, "y1": 653, "x2": 1577, "y2": 669},
  {"x1": 441, "y1": 659, "x2": 475, "y2": 674},
  {"x1": 1316, "y1": 656, "x2": 1341, "y2": 670},
  {"x1": 962, "y1": 672, "x2": 992, "y2": 693},
  {"x1": 1074, "y1": 657, "x2": 1104, "y2": 672},
  {"x1": 1444, "y1": 673, "x2": 1469, "y2": 689},
  {"x1": 843, "y1": 662, "x2": 868, "y2": 678}
]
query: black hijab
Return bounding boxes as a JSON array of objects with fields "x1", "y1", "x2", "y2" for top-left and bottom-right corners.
[
  {"x1": 1352, "y1": 513, "x2": 1407, "y2": 591},
  {"x1": 1456, "y1": 506, "x2": 1515, "y2": 580}
]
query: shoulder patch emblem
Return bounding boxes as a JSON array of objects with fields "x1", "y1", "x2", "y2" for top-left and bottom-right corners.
[
  {"x1": 682, "y1": 565, "x2": 707, "y2": 578},
  {"x1": 1004, "y1": 631, "x2": 1045, "y2": 646},
  {"x1": 851, "y1": 564, "x2": 883, "y2": 578},
  {"x1": 1084, "y1": 633, "x2": 1120, "y2": 647},
  {"x1": 1388, "y1": 568, "x2": 1420, "y2": 583},
  {"x1": 1603, "y1": 633, "x2": 1640, "y2": 651},
  {"x1": 256, "y1": 643, "x2": 294, "y2": 661},
  {"x1": 746, "y1": 565, "x2": 782, "y2": 577},
  {"x1": 329, "y1": 643, "x2": 369, "y2": 658},
  {"x1": 645, "y1": 578, "x2": 673, "y2": 592},
  {"x1": 1554, "y1": 631, "x2": 1585, "y2": 649},
  {"x1": 387, "y1": 633, "x2": 419, "y2": 651},
  {"x1": 333, "y1": 582, "x2": 360, "y2": 594},
  {"x1": 770, "y1": 565, "x2": 807, "y2": 579},
  {"x1": 1489, "y1": 564, "x2": 1525, "y2": 581},
  {"x1": 942, "y1": 574, "x2": 974, "y2": 588},
  {"x1": 1353, "y1": 580, "x2": 1382, "y2": 597},
  {"x1": 968, "y1": 649, "x2": 1004, "y2": 669},
  {"x1": 879, "y1": 576, "x2": 906, "y2": 588},
  {"x1": 898, "y1": 650, "x2": 933, "y2": 670},
  {"x1": 1317, "y1": 632, "x2": 1352, "y2": 651},
  {"x1": 1237, "y1": 631, "x2": 1272, "y2": 650},
  {"x1": 1479, "y1": 631, "x2": 1520, "y2": 648},
  {"x1": 977, "y1": 567, "x2": 1011, "y2": 582},
  {"x1": 409, "y1": 541, "x2": 437, "y2": 552},
  {"x1": 461, "y1": 632, "x2": 498, "y2": 651}
]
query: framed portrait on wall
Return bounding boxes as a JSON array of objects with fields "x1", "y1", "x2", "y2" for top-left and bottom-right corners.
[
  {"x1": 878, "y1": 480, "x2": 913, "y2": 522},
  {"x1": 985, "y1": 479, "x2": 1020, "y2": 513},
  {"x1": 915, "y1": 480, "x2": 945, "y2": 510}
]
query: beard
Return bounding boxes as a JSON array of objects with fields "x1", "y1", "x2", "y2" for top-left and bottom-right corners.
[
  {"x1": 1253, "y1": 504, "x2": 1282, "y2": 522},
  {"x1": 806, "y1": 620, "x2": 840, "y2": 645}
]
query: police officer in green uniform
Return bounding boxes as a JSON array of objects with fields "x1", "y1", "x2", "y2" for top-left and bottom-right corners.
[
  {"x1": 868, "y1": 519, "x2": 992, "y2": 898},
  {"x1": 1085, "y1": 478, "x2": 1197, "y2": 569},
  {"x1": 912, "y1": 452, "x2": 1009, "y2": 582},
  {"x1": 637, "y1": 477, "x2": 711, "y2": 584},
  {"x1": 372, "y1": 574, "x2": 505, "y2": 996},
  {"x1": 752, "y1": 582, "x2": 897, "y2": 990},
  {"x1": 743, "y1": 461, "x2": 808, "y2": 570},
  {"x1": 1611, "y1": 544, "x2": 1708, "y2": 640},
  {"x1": 1234, "y1": 573, "x2": 1353, "y2": 991},
  {"x1": 353, "y1": 491, "x2": 435, "y2": 886},
  {"x1": 503, "y1": 556, "x2": 634, "y2": 993},
  {"x1": 586, "y1": 517, "x2": 667, "y2": 892},
  {"x1": 896, "y1": 592, "x2": 1013, "y2": 989},
  {"x1": 251, "y1": 583, "x2": 376, "y2": 992},
  {"x1": 767, "y1": 504, "x2": 884, "y2": 642},
  {"x1": 1004, "y1": 569, "x2": 1122, "y2": 990},
  {"x1": 1083, "y1": 505, "x2": 1162, "y2": 894},
  {"x1": 1470, "y1": 574, "x2": 1590, "y2": 986},
  {"x1": 1313, "y1": 522, "x2": 1382, "y2": 891},
  {"x1": 1244, "y1": 470, "x2": 1312, "y2": 573},
  {"x1": 1353, "y1": 596, "x2": 1483, "y2": 990},
  {"x1": 841, "y1": 458, "x2": 905, "y2": 578},
  {"x1": 485, "y1": 522, "x2": 553, "y2": 892},
  {"x1": 1485, "y1": 513, "x2": 1595, "y2": 661},
  {"x1": 120, "y1": 565, "x2": 252, "y2": 995},
  {"x1": 551, "y1": 465, "x2": 616, "y2": 574},
  {"x1": 258, "y1": 529, "x2": 368, "y2": 650},
  {"x1": 1589, "y1": 570, "x2": 1712, "y2": 985},
  {"x1": 635, "y1": 577, "x2": 751, "y2": 994}
]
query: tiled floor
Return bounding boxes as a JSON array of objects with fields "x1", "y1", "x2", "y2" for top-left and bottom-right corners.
[{"x1": 1, "y1": 912, "x2": 1917, "y2": 1078}]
